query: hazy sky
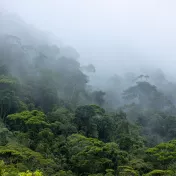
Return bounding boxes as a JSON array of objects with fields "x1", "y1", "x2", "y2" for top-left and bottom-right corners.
[{"x1": 1, "y1": 0, "x2": 176, "y2": 75}]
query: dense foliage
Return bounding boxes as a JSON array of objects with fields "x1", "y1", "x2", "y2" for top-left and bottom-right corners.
[{"x1": 1, "y1": 11, "x2": 176, "y2": 175}]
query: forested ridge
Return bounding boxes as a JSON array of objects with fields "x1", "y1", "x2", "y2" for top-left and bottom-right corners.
[{"x1": 1, "y1": 12, "x2": 176, "y2": 176}]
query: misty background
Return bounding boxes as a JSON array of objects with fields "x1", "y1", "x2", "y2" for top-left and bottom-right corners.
[
  {"x1": 1, "y1": 0, "x2": 176, "y2": 78},
  {"x1": 2, "y1": 2, "x2": 176, "y2": 172}
]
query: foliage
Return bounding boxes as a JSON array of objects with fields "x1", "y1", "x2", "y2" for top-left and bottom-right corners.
[
  {"x1": 66, "y1": 134, "x2": 127, "y2": 175},
  {"x1": 146, "y1": 140, "x2": 176, "y2": 169},
  {"x1": 118, "y1": 166, "x2": 139, "y2": 176},
  {"x1": 143, "y1": 170, "x2": 174, "y2": 176},
  {"x1": 7, "y1": 110, "x2": 49, "y2": 132},
  {"x1": 1, "y1": 11, "x2": 176, "y2": 176}
]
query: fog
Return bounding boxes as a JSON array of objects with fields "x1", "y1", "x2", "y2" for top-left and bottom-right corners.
[
  {"x1": 1, "y1": 0, "x2": 176, "y2": 76},
  {"x1": 2, "y1": 1, "x2": 176, "y2": 159}
]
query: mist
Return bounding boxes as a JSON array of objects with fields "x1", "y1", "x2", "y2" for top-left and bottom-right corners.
[
  {"x1": 2, "y1": 1, "x2": 176, "y2": 175},
  {"x1": 1, "y1": 0, "x2": 176, "y2": 76}
]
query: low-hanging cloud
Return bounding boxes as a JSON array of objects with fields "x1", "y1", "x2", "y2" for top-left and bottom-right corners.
[{"x1": 1, "y1": 0, "x2": 176, "y2": 76}]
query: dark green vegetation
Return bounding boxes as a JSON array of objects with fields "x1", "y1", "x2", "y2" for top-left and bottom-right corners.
[{"x1": 1, "y1": 12, "x2": 176, "y2": 176}]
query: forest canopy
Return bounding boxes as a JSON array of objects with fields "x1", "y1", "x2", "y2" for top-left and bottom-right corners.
[{"x1": 1, "y1": 10, "x2": 176, "y2": 176}]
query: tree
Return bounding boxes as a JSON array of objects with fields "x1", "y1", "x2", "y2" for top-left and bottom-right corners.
[
  {"x1": 118, "y1": 166, "x2": 139, "y2": 176},
  {"x1": 123, "y1": 81, "x2": 172, "y2": 111},
  {"x1": 7, "y1": 110, "x2": 49, "y2": 133},
  {"x1": 48, "y1": 107, "x2": 77, "y2": 136},
  {"x1": 146, "y1": 140, "x2": 176, "y2": 169},
  {"x1": 81, "y1": 64, "x2": 96, "y2": 73},
  {"x1": 0, "y1": 75, "x2": 20, "y2": 121},
  {"x1": 75, "y1": 105, "x2": 105, "y2": 137},
  {"x1": 66, "y1": 134, "x2": 127, "y2": 175},
  {"x1": 54, "y1": 170, "x2": 75, "y2": 176},
  {"x1": 19, "y1": 170, "x2": 43, "y2": 176},
  {"x1": 0, "y1": 144, "x2": 56, "y2": 174},
  {"x1": 92, "y1": 91, "x2": 106, "y2": 106},
  {"x1": 143, "y1": 170, "x2": 173, "y2": 176}
]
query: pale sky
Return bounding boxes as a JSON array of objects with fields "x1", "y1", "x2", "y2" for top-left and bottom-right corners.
[{"x1": 1, "y1": 0, "x2": 176, "y2": 75}]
